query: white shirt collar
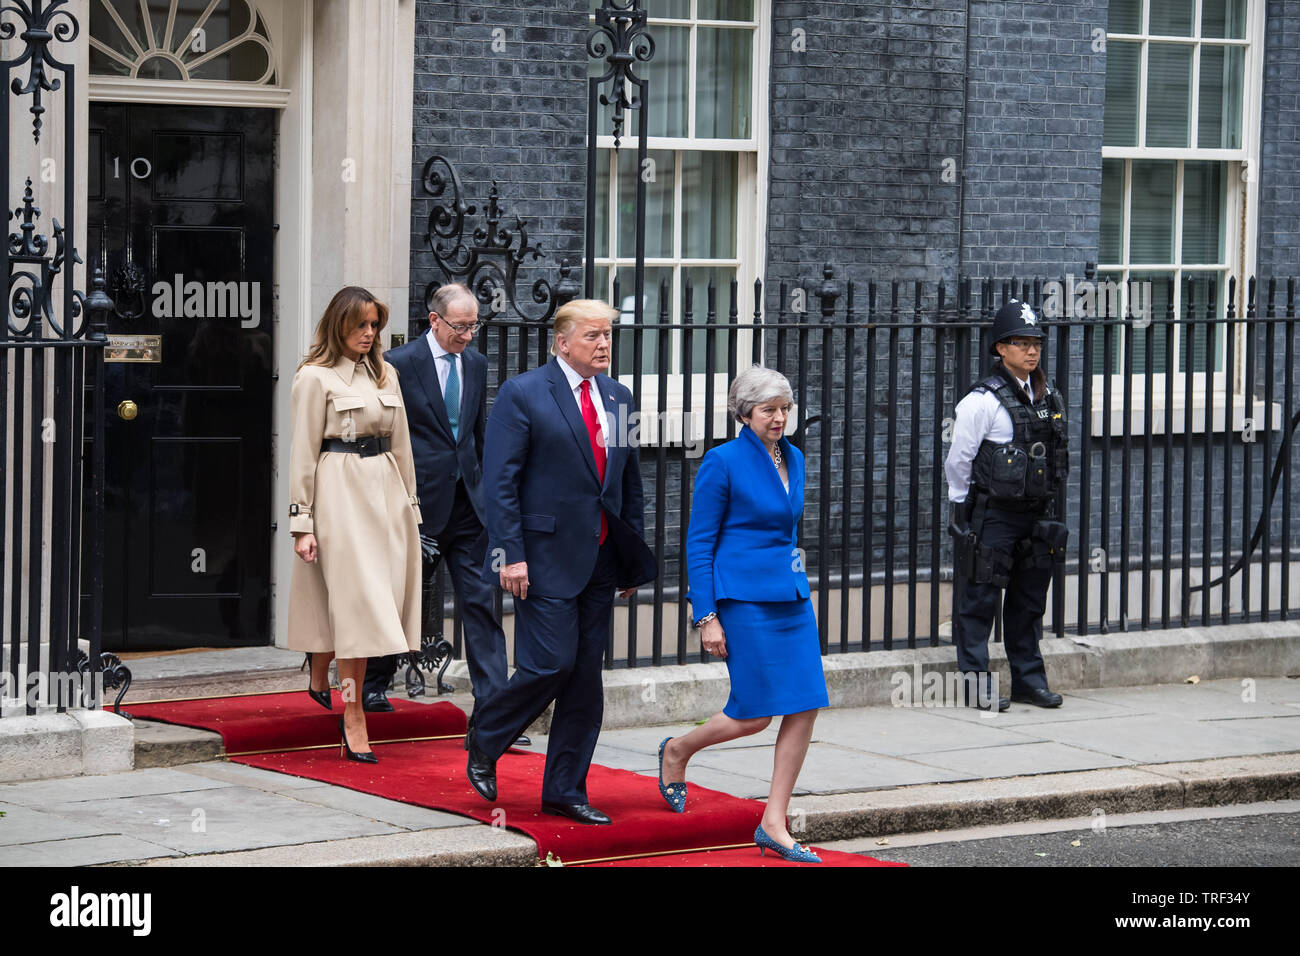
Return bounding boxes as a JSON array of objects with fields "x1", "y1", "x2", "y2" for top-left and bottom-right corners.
[
  {"x1": 556, "y1": 354, "x2": 595, "y2": 392},
  {"x1": 426, "y1": 328, "x2": 454, "y2": 362}
]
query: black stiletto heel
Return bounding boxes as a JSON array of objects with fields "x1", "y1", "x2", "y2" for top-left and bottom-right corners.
[
  {"x1": 338, "y1": 716, "x2": 378, "y2": 764},
  {"x1": 305, "y1": 652, "x2": 332, "y2": 711}
]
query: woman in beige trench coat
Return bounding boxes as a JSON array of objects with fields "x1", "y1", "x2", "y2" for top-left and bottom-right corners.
[{"x1": 287, "y1": 286, "x2": 423, "y2": 762}]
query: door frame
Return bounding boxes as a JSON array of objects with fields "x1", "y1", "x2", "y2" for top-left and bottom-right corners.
[
  {"x1": 88, "y1": 0, "x2": 315, "y2": 647},
  {"x1": 81, "y1": 0, "x2": 418, "y2": 648}
]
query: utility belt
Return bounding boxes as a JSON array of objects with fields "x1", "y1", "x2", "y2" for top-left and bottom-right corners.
[
  {"x1": 982, "y1": 495, "x2": 1053, "y2": 515},
  {"x1": 321, "y1": 436, "x2": 391, "y2": 457},
  {"x1": 949, "y1": 490, "x2": 1068, "y2": 587}
]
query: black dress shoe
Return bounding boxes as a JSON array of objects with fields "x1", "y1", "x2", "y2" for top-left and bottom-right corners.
[
  {"x1": 513, "y1": 734, "x2": 532, "y2": 747},
  {"x1": 465, "y1": 732, "x2": 498, "y2": 802},
  {"x1": 362, "y1": 692, "x2": 394, "y2": 713},
  {"x1": 541, "y1": 802, "x2": 611, "y2": 825},
  {"x1": 1011, "y1": 687, "x2": 1063, "y2": 708}
]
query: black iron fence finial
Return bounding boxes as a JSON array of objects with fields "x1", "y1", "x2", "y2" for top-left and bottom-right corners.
[{"x1": 1, "y1": 0, "x2": 81, "y2": 144}]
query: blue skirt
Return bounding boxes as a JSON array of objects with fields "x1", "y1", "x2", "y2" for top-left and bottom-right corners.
[{"x1": 717, "y1": 598, "x2": 829, "y2": 719}]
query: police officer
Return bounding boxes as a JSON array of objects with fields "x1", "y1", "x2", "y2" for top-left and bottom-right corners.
[{"x1": 945, "y1": 299, "x2": 1068, "y2": 711}]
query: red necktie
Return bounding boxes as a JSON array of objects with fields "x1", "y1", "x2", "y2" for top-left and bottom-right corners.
[{"x1": 579, "y1": 380, "x2": 608, "y2": 544}]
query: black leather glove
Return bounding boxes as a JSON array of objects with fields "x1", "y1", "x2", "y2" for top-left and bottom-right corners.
[{"x1": 419, "y1": 533, "x2": 441, "y2": 564}]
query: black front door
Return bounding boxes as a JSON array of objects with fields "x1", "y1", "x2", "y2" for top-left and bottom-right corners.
[{"x1": 88, "y1": 103, "x2": 274, "y2": 650}]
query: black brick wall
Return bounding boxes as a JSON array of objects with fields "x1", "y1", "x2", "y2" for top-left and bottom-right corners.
[
  {"x1": 410, "y1": 1, "x2": 589, "y2": 333},
  {"x1": 959, "y1": 0, "x2": 1107, "y2": 279},
  {"x1": 766, "y1": 1, "x2": 967, "y2": 292},
  {"x1": 1257, "y1": 0, "x2": 1300, "y2": 277}
]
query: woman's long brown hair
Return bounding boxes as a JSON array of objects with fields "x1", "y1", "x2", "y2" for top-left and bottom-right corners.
[{"x1": 300, "y1": 286, "x2": 390, "y2": 387}]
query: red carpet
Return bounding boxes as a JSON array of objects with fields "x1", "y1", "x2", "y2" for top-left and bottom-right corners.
[
  {"x1": 124, "y1": 691, "x2": 466, "y2": 755},
  {"x1": 131, "y1": 692, "x2": 899, "y2": 867}
]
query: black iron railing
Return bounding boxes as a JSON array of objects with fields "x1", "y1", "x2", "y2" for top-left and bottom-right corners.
[
  {"x1": 3, "y1": 0, "x2": 118, "y2": 713},
  {"x1": 423, "y1": 267, "x2": 1300, "y2": 669}
]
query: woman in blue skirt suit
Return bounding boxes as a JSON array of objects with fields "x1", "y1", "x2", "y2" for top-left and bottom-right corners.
[{"x1": 658, "y1": 366, "x2": 829, "y2": 863}]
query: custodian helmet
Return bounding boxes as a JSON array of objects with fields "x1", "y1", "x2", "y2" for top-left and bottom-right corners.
[{"x1": 989, "y1": 299, "x2": 1046, "y2": 355}]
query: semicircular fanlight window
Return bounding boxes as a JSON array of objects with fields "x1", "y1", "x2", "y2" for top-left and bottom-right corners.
[{"x1": 89, "y1": 0, "x2": 276, "y2": 84}]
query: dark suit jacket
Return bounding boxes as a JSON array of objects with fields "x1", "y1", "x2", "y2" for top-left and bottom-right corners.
[
  {"x1": 384, "y1": 335, "x2": 487, "y2": 533},
  {"x1": 481, "y1": 357, "x2": 657, "y2": 598}
]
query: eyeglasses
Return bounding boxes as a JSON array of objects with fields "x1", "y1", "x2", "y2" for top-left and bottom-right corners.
[
  {"x1": 1005, "y1": 339, "x2": 1042, "y2": 351},
  {"x1": 436, "y1": 313, "x2": 481, "y2": 336}
]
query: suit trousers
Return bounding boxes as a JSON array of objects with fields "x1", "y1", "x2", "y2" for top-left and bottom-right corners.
[
  {"x1": 364, "y1": 479, "x2": 509, "y2": 706},
  {"x1": 471, "y1": 540, "x2": 617, "y2": 805},
  {"x1": 953, "y1": 506, "x2": 1052, "y2": 697}
]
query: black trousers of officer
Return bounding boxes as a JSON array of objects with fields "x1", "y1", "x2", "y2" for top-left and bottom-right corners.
[
  {"x1": 954, "y1": 505, "x2": 1053, "y2": 696},
  {"x1": 364, "y1": 479, "x2": 509, "y2": 710}
]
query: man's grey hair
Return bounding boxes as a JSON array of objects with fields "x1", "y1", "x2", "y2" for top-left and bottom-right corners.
[
  {"x1": 727, "y1": 365, "x2": 794, "y2": 423},
  {"x1": 428, "y1": 282, "x2": 478, "y2": 320}
]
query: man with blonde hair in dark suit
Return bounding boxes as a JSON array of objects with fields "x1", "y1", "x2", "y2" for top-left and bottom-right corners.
[{"x1": 464, "y1": 299, "x2": 656, "y2": 824}]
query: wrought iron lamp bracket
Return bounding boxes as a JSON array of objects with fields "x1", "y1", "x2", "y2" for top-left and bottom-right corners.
[{"x1": 419, "y1": 154, "x2": 569, "y2": 325}]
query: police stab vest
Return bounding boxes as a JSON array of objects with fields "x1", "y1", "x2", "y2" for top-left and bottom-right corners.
[{"x1": 969, "y1": 366, "x2": 1069, "y2": 502}]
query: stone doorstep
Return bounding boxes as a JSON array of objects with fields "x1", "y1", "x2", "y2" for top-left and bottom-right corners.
[
  {"x1": 109, "y1": 752, "x2": 1300, "y2": 867},
  {"x1": 125, "y1": 667, "x2": 341, "y2": 705},
  {"x1": 121, "y1": 659, "x2": 477, "y2": 713}
]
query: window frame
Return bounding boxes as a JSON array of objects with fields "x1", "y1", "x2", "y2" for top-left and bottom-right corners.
[
  {"x1": 1093, "y1": 0, "x2": 1267, "y2": 433},
  {"x1": 588, "y1": 0, "x2": 769, "y2": 437}
]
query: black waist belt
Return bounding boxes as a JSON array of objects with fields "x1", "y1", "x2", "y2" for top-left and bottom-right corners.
[{"x1": 321, "y1": 436, "x2": 390, "y2": 457}]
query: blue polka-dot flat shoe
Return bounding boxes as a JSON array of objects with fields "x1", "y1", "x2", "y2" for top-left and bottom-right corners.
[
  {"x1": 754, "y1": 824, "x2": 822, "y2": 863},
  {"x1": 657, "y1": 737, "x2": 687, "y2": 813}
]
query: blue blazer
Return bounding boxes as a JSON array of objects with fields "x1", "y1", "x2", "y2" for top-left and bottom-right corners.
[
  {"x1": 686, "y1": 425, "x2": 810, "y2": 620},
  {"x1": 385, "y1": 336, "x2": 487, "y2": 533},
  {"x1": 480, "y1": 358, "x2": 657, "y2": 598}
]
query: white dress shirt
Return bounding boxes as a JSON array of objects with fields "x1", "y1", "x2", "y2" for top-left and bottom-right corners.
[
  {"x1": 945, "y1": 373, "x2": 1033, "y2": 502},
  {"x1": 425, "y1": 329, "x2": 463, "y2": 417},
  {"x1": 555, "y1": 355, "x2": 610, "y2": 447}
]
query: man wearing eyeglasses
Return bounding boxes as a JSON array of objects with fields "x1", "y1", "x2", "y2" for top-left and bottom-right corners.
[
  {"x1": 945, "y1": 299, "x2": 1070, "y2": 712},
  {"x1": 361, "y1": 283, "x2": 526, "y2": 745}
]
